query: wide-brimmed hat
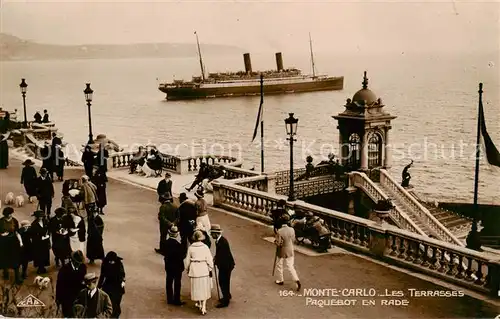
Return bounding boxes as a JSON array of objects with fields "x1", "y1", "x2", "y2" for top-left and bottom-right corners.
[
  {"x1": 168, "y1": 226, "x2": 180, "y2": 237},
  {"x1": 22, "y1": 159, "x2": 34, "y2": 166},
  {"x1": 210, "y1": 224, "x2": 222, "y2": 233},
  {"x1": 20, "y1": 220, "x2": 31, "y2": 228},
  {"x1": 71, "y1": 250, "x2": 85, "y2": 266},
  {"x1": 84, "y1": 272, "x2": 98, "y2": 283},
  {"x1": 54, "y1": 207, "x2": 66, "y2": 216},
  {"x1": 194, "y1": 188, "x2": 204, "y2": 198},
  {"x1": 105, "y1": 251, "x2": 123, "y2": 261},
  {"x1": 31, "y1": 210, "x2": 45, "y2": 218},
  {"x1": 192, "y1": 230, "x2": 205, "y2": 242},
  {"x1": 179, "y1": 193, "x2": 188, "y2": 202},
  {"x1": 2, "y1": 207, "x2": 14, "y2": 216}
]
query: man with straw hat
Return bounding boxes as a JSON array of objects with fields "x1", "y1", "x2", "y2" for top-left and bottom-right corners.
[
  {"x1": 73, "y1": 272, "x2": 113, "y2": 318},
  {"x1": 210, "y1": 224, "x2": 235, "y2": 308},
  {"x1": 56, "y1": 250, "x2": 87, "y2": 318},
  {"x1": 163, "y1": 225, "x2": 186, "y2": 306}
]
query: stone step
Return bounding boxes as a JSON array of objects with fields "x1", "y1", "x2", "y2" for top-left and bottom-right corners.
[{"x1": 437, "y1": 215, "x2": 464, "y2": 224}]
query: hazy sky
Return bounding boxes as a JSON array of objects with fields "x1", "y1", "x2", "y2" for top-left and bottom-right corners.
[{"x1": 1, "y1": 0, "x2": 499, "y2": 54}]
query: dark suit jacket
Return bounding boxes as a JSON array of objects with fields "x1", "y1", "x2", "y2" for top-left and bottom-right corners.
[
  {"x1": 214, "y1": 236, "x2": 235, "y2": 271},
  {"x1": 56, "y1": 262, "x2": 87, "y2": 306},
  {"x1": 157, "y1": 179, "x2": 172, "y2": 199},
  {"x1": 163, "y1": 238, "x2": 185, "y2": 273},
  {"x1": 178, "y1": 201, "x2": 197, "y2": 236},
  {"x1": 36, "y1": 176, "x2": 54, "y2": 200}
]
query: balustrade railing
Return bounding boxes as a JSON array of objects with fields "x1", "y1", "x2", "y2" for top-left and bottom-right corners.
[
  {"x1": 211, "y1": 179, "x2": 500, "y2": 298},
  {"x1": 379, "y1": 170, "x2": 463, "y2": 246},
  {"x1": 217, "y1": 165, "x2": 260, "y2": 180},
  {"x1": 109, "y1": 151, "x2": 239, "y2": 175},
  {"x1": 233, "y1": 175, "x2": 269, "y2": 192},
  {"x1": 185, "y1": 155, "x2": 238, "y2": 172},
  {"x1": 350, "y1": 172, "x2": 425, "y2": 236}
]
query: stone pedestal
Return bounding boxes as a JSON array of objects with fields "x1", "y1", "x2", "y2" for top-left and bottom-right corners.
[
  {"x1": 368, "y1": 224, "x2": 388, "y2": 257},
  {"x1": 346, "y1": 186, "x2": 357, "y2": 215},
  {"x1": 374, "y1": 209, "x2": 390, "y2": 224},
  {"x1": 265, "y1": 173, "x2": 277, "y2": 194}
]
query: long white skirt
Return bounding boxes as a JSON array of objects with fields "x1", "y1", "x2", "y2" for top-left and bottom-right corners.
[
  {"x1": 69, "y1": 236, "x2": 85, "y2": 255},
  {"x1": 190, "y1": 276, "x2": 212, "y2": 301},
  {"x1": 140, "y1": 164, "x2": 155, "y2": 177}
]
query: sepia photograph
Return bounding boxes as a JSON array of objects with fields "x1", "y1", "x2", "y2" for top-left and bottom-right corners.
[{"x1": 0, "y1": 0, "x2": 499, "y2": 318}]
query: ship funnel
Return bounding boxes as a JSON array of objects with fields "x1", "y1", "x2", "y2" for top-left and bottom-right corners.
[
  {"x1": 243, "y1": 53, "x2": 252, "y2": 74},
  {"x1": 275, "y1": 52, "x2": 284, "y2": 71}
]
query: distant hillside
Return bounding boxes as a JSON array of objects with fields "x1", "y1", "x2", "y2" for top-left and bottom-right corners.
[{"x1": 0, "y1": 33, "x2": 245, "y2": 61}]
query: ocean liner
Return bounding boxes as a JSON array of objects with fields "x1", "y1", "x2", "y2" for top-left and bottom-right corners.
[{"x1": 158, "y1": 32, "x2": 344, "y2": 101}]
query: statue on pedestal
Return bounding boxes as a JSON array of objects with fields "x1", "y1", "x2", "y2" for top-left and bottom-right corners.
[
  {"x1": 304, "y1": 156, "x2": 314, "y2": 180},
  {"x1": 401, "y1": 160, "x2": 413, "y2": 187}
]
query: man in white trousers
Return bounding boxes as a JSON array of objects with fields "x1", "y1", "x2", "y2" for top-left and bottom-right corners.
[{"x1": 274, "y1": 214, "x2": 301, "y2": 291}]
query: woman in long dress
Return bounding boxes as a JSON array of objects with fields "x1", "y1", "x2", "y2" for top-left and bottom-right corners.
[
  {"x1": 139, "y1": 149, "x2": 159, "y2": 177},
  {"x1": 86, "y1": 210, "x2": 104, "y2": 264},
  {"x1": 194, "y1": 188, "x2": 211, "y2": 248},
  {"x1": 21, "y1": 159, "x2": 37, "y2": 202},
  {"x1": 184, "y1": 230, "x2": 213, "y2": 315},
  {"x1": 91, "y1": 168, "x2": 107, "y2": 214},
  {"x1": 62, "y1": 208, "x2": 86, "y2": 254},
  {"x1": 98, "y1": 251, "x2": 126, "y2": 318}
]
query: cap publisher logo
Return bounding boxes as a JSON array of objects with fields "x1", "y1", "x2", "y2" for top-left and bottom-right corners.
[{"x1": 16, "y1": 294, "x2": 45, "y2": 307}]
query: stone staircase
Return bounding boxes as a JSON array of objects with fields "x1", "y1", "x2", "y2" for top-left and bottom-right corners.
[
  {"x1": 418, "y1": 200, "x2": 472, "y2": 239},
  {"x1": 375, "y1": 183, "x2": 436, "y2": 236}
]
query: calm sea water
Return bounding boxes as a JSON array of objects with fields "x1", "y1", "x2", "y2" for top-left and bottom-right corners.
[{"x1": 1, "y1": 52, "x2": 499, "y2": 204}]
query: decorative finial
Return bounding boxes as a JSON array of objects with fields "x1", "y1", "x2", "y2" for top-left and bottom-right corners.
[
  {"x1": 478, "y1": 82, "x2": 483, "y2": 94},
  {"x1": 362, "y1": 71, "x2": 368, "y2": 89}
]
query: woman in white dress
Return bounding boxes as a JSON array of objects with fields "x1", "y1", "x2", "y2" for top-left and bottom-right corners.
[
  {"x1": 184, "y1": 230, "x2": 213, "y2": 315},
  {"x1": 139, "y1": 149, "x2": 158, "y2": 177},
  {"x1": 63, "y1": 208, "x2": 86, "y2": 254}
]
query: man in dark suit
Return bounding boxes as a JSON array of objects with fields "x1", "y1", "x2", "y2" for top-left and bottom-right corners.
[
  {"x1": 36, "y1": 167, "x2": 54, "y2": 216},
  {"x1": 177, "y1": 193, "x2": 197, "y2": 249},
  {"x1": 156, "y1": 172, "x2": 173, "y2": 203},
  {"x1": 56, "y1": 250, "x2": 87, "y2": 318},
  {"x1": 162, "y1": 226, "x2": 185, "y2": 306},
  {"x1": 155, "y1": 194, "x2": 179, "y2": 254},
  {"x1": 210, "y1": 224, "x2": 235, "y2": 308}
]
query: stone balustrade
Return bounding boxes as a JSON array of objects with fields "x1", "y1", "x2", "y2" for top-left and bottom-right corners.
[
  {"x1": 217, "y1": 165, "x2": 260, "y2": 180},
  {"x1": 109, "y1": 151, "x2": 239, "y2": 175},
  {"x1": 211, "y1": 179, "x2": 500, "y2": 298},
  {"x1": 349, "y1": 172, "x2": 425, "y2": 236},
  {"x1": 378, "y1": 169, "x2": 463, "y2": 246}
]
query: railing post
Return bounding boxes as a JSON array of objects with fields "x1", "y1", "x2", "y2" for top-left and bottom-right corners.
[
  {"x1": 346, "y1": 186, "x2": 357, "y2": 215},
  {"x1": 212, "y1": 181, "x2": 223, "y2": 206},
  {"x1": 369, "y1": 224, "x2": 388, "y2": 257},
  {"x1": 265, "y1": 173, "x2": 277, "y2": 194},
  {"x1": 177, "y1": 158, "x2": 189, "y2": 174}
]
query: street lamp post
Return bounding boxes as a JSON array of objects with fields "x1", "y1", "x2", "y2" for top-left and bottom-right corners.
[
  {"x1": 285, "y1": 113, "x2": 298, "y2": 201},
  {"x1": 19, "y1": 79, "x2": 28, "y2": 128},
  {"x1": 84, "y1": 83, "x2": 94, "y2": 144}
]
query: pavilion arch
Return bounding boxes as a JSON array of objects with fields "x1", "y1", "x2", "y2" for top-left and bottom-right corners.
[{"x1": 367, "y1": 131, "x2": 383, "y2": 168}]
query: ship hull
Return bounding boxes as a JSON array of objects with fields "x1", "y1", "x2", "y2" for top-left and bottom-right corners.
[{"x1": 160, "y1": 77, "x2": 344, "y2": 100}]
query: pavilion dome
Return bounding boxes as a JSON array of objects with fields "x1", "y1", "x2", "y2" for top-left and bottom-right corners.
[{"x1": 352, "y1": 71, "x2": 379, "y2": 106}]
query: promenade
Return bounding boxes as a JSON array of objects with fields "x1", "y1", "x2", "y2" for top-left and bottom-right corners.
[{"x1": 1, "y1": 157, "x2": 499, "y2": 318}]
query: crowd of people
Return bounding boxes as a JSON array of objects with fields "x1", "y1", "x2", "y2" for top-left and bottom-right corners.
[
  {"x1": 155, "y1": 184, "x2": 236, "y2": 315},
  {"x1": 0, "y1": 128, "x2": 307, "y2": 317}
]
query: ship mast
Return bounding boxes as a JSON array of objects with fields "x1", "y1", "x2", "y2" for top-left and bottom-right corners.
[
  {"x1": 194, "y1": 31, "x2": 206, "y2": 81},
  {"x1": 309, "y1": 32, "x2": 316, "y2": 78}
]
